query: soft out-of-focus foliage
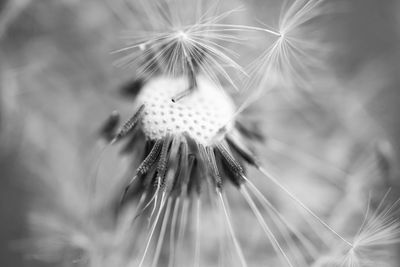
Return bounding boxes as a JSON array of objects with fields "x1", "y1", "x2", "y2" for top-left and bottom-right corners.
[{"x1": 1, "y1": 0, "x2": 400, "y2": 266}]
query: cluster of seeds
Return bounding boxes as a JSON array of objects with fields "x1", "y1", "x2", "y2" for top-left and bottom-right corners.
[{"x1": 136, "y1": 76, "x2": 236, "y2": 145}]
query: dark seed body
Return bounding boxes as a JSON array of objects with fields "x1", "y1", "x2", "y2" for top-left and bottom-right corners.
[
  {"x1": 99, "y1": 111, "x2": 120, "y2": 141},
  {"x1": 155, "y1": 134, "x2": 173, "y2": 190},
  {"x1": 119, "y1": 123, "x2": 261, "y2": 212},
  {"x1": 137, "y1": 139, "x2": 163, "y2": 176},
  {"x1": 113, "y1": 104, "x2": 145, "y2": 142},
  {"x1": 215, "y1": 143, "x2": 246, "y2": 187}
]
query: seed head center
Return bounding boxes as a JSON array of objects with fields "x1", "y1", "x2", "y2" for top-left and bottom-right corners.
[
  {"x1": 176, "y1": 30, "x2": 189, "y2": 41},
  {"x1": 136, "y1": 76, "x2": 236, "y2": 145}
]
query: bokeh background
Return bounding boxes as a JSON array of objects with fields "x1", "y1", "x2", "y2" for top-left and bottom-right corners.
[{"x1": 1, "y1": 0, "x2": 400, "y2": 266}]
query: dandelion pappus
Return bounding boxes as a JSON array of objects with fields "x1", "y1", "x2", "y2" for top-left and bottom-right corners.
[{"x1": 112, "y1": 0, "x2": 257, "y2": 102}]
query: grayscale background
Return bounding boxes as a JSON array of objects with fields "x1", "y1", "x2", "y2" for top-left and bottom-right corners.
[{"x1": 1, "y1": 0, "x2": 399, "y2": 266}]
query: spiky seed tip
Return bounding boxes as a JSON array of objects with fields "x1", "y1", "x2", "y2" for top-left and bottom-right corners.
[{"x1": 136, "y1": 76, "x2": 236, "y2": 145}]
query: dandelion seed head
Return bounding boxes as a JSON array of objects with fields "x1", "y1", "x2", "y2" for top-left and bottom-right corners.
[
  {"x1": 112, "y1": 74, "x2": 264, "y2": 208},
  {"x1": 109, "y1": 72, "x2": 266, "y2": 265},
  {"x1": 137, "y1": 76, "x2": 236, "y2": 145}
]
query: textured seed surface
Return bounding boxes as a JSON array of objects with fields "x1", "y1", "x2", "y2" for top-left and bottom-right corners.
[{"x1": 136, "y1": 76, "x2": 236, "y2": 145}]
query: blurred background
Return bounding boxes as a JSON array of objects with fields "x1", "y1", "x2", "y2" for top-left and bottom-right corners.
[{"x1": 1, "y1": 0, "x2": 400, "y2": 266}]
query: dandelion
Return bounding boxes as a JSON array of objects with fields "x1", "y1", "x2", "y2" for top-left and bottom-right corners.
[{"x1": 102, "y1": 74, "x2": 257, "y2": 266}]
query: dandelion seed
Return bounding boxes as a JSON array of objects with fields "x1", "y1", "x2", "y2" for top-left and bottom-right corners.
[
  {"x1": 313, "y1": 190, "x2": 400, "y2": 267},
  {"x1": 255, "y1": 0, "x2": 333, "y2": 89},
  {"x1": 112, "y1": 0, "x2": 257, "y2": 98},
  {"x1": 214, "y1": 0, "x2": 337, "y2": 137}
]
